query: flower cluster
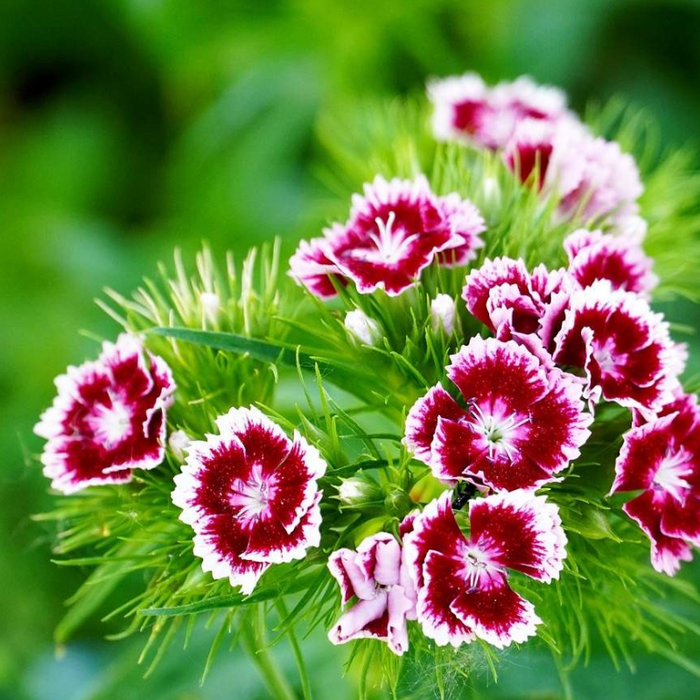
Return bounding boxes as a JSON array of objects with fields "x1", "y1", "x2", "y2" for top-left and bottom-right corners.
[
  {"x1": 429, "y1": 73, "x2": 643, "y2": 222},
  {"x1": 34, "y1": 70, "x2": 700, "y2": 686}
]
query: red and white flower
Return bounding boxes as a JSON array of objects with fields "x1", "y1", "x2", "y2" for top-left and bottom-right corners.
[
  {"x1": 564, "y1": 228, "x2": 657, "y2": 297},
  {"x1": 171, "y1": 406, "x2": 326, "y2": 594},
  {"x1": 428, "y1": 73, "x2": 569, "y2": 150},
  {"x1": 552, "y1": 280, "x2": 683, "y2": 415},
  {"x1": 462, "y1": 257, "x2": 574, "y2": 352},
  {"x1": 404, "y1": 337, "x2": 592, "y2": 492},
  {"x1": 557, "y1": 133, "x2": 643, "y2": 222},
  {"x1": 611, "y1": 393, "x2": 700, "y2": 575},
  {"x1": 34, "y1": 334, "x2": 175, "y2": 494},
  {"x1": 404, "y1": 490, "x2": 566, "y2": 648},
  {"x1": 328, "y1": 528, "x2": 417, "y2": 656},
  {"x1": 502, "y1": 119, "x2": 642, "y2": 223},
  {"x1": 289, "y1": 175, "x2": 485, "y2": 298}
]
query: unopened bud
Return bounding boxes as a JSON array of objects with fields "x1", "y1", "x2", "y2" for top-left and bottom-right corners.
[
  {"x1": 338, "y1": 476, "x2": 382, "y2": 507},
  {"x1": 168, "y1": 429, "x2": 191, "y2": 462},
  {"x1": 344, "y1": 310, "x2": 381, "y2": 346},
  {"x1": 200, "y1": 292, "x2": 221, "y2": 323},
  {"x1": 430, "y1": 294, "x2": 456, "y2": 335}
]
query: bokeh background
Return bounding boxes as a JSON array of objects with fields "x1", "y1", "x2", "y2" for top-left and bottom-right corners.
[{"x1": 2, "y1": 1, "x2": 700, "y2": 699}]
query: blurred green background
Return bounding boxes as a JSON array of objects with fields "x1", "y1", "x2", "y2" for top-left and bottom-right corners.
[{"x1": 2, "y1": 1, "x2": 700, "y2": 698}]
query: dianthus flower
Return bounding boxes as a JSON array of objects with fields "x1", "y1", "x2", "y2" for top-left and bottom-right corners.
[
  {"x1": 462, "y1": 257, "x2": 573, "y2": 351},
  {"x1": 34, "y1": 334, "x2": 175, "y2": 494},
  {"x1": 611, "y1": 392, "x2": 700, "y2": 576},
  {"x1": 405, "y1": 337, "x2": 591, "y2": 491},
  {"x1": 290, "y1": 175, "x2": 485, "y2": 297},
  {"x1": 429, "y1": 73, "x2": 569, "y2": 149},
  {"x1": 171, "y1": 407, "x2": 326, "y2": 594},
  {"x1": 553, "y1": 280, "x2": 683, "y2": 415},
  {"x1": 328, "y1": 527, "x2": 417, "y2": 655},
  {"x1": 563, "y1": 228, "x2": 657, "y2": 297},
  {"x1": 404, "y1": 490, "x2": 566, "y2": 648}
]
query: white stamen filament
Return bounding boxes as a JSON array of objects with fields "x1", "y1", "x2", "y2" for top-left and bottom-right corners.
[
  {"x1": 467, "y1": 402, "x2": 530, "y2": 461},
  {"x1": 653, "y1": 449, "x2": 693, "y2": 503}
]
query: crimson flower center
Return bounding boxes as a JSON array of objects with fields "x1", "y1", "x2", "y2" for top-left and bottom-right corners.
[
  {"x1": 86, "y1": 396, "x2": 133, "y2": 448},
  {"x1": 653, "y1": 449, "x2": 693, "y2": 503},
  {"x1": 467, "y1": 403, "x2": 530, "y2": 461},
  {"x1": 230, "y1": 463, "x2": 274, "y2": 522}
]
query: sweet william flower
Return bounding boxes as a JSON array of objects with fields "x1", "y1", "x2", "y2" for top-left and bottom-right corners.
[
  {"x1": 553, "y1": 280, "x2": 683, "y2": 415},
  {"x1": 290, "y1": 175, "x2": 485, "y2": 298},
  {"x1": 503, "y1": 119, "x2": 643, "y2": 223},
  {"x1": 428, "y1": 73, "x2": 569, "y2": 150},
  {"x1": 171, "y1": 406, "x2": 326, "y2": 594},
  {"x1": 564, "y1": 228, "x2": 657, "y2": 297},
  {"x1": 463, "y1": 257, "x2": 573, "y2": 351},
  {"x1": 404, "y1": 337, "x2": 592, "y2": 492},
  {"x1": 34, "y1": 334, "x2": 175, "y2": 494},
  {"x1": 328, "y1": 526, "x2": 417, "y2": 655},
  {"x1": 611, "y1": 392, "x2": 700, "y2": 576},
  {"x1": 404, "y1": 490, "x2": 566, "y2": 648}
]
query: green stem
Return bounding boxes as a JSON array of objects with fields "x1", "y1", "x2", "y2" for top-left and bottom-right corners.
[
  {"x1": 275, "y1": 599, "x2": 312, "y2": 700},
  {"x1": 242, "y1": 607, "x2": 298, "y2": 700}
]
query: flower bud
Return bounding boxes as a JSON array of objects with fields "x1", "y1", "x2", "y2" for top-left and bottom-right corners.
[
  {"x1": 200, "y1": 292, "x2": 221, "y2": 323},
  {"x1": 430, "y1": 294, "x2": 456, "y2": 335},
  {"x1": 338, "y1": 476, "x2": 383, "y2": 507},
  {"x1": 482, "y1": 175, "x2": 501, "y2": 208},
  {"x1": 168, "y1": 429, "x2": 191, "y2": 462},
  {"x1": 383, "y1": 486, "x2": 412, "y2": 518},
  {"x1": 344, "y1": 309, "x2": 382, "y2": 346}
]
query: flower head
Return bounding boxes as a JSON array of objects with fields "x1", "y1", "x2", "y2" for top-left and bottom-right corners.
[
  {"x1": 557, "y1": 133, "x2": 643, "y2": 222},
  {"x1": 34, "y1": 334, "x2": 175, "y2": 494},
  {"x1": 404, "y1": 490, "x2": 566, "y2": 648},
  {"x1": 171, "y1": 406, "x2": 326, "y2": 594},
  {"x1": 564, "y1": 228, "x2": 657, "y2": 297},
  {"x1": 553, "y1": 280, "x2": 683, "y2": 415},
  {"x1": 611, "y1": 395, "x2": 700, "y2": 575},
  {"x1": 502, "y1": 119, "x2": 642, "y2": 223},
  {"x1": 404, "y1": 337, "x2": 592, "y2": 491},
  {"x1": 462, "y1": 257, "x2": 574, "y2": 352},
  {"x1": 428, "y1": 73, "x2": 568, "y2": 150},
  {"x1": 328, "y1": 527, "x2": 417, "y2": 655},
  {"x1": 290, "y1": 175, "x2": 484, "y2": 298}
]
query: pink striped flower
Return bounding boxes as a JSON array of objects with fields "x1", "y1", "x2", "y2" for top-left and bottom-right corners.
[
  {"x1": 564, "y1": 228, "x2": 657, "y2": 297},
  {"x1": 171, "y1": 407, "x2": 326, "y2": 594},
  {"x1": 290, "y1": 176, "x2": 484, "y2": 298},
  {"x1": 34, "y1": 334, "x2": 175, "y2": 494},
  {"x1": 552, "y1": 280, "x2": 683, "y2": 415},
  {"x1": 404, "y1": 337, "x2": 592, "y2": 492},
  {"x1": 611, "y1": 393, "x2": 700, "y2": 575},
  {"x1": 404, "y1": 490, "x2": 566, "y2": 648},
  {"x1": 503, "y1": 120, "x2": 643, "y2": 223},
  {"x1": 462, "y1": 257, "x2": 574, "y2": 353},
  {"x1": 428, "y1": 74, "x2": 569, "y2": 150},
  {"x1": 328, "y1": 526, "x2": 417, "y2": 656}
]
